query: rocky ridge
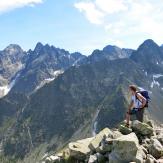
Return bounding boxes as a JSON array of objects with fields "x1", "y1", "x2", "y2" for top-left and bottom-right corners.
[{"x1": 42, "y1": 120, "x2": 163, "y2": 163}]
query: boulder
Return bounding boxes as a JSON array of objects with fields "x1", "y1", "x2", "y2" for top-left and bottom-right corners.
[
  {"x1": 145, "y1": 154, "x2": 157, "y2": 163},
  {"x1": 89, "y1": 128, "x2": 113, "y2": 151},
  {"x1": 118, "y1": 124, "x2": 132, "y2": 135},
  {"x1": 156, "y1": 132, "x2": 163, "y2": 146},
  {"x1": 109, "y1": 133, "x2": 140, "y2": 162},
  {"x1": 93, "y1": 137, "x2": 113, "y2": 154},
  {"x1": 148, "y1": 139, "x2": 163, "y2": 159},
  {"x1": 68, "y1": 137, "x2": 93, "y2": 160},
  {"x1": 112, "y1": 130, "x2": 123, "y2": 139},
  {"x1": 134, "y1": 148, "x2": 146, "y2": 163},
  {"x1": 131, "y1": 120, "x2": 154, "y2": 136},
  {"x1": 96, "y1": 153, "x2": 106, "y2": 162},
  {"x1": 157, "y1": 158, "x2": 163, "y2": 163},
  {"x1": 88, "y1": 154, "x2": 98, "y2": 163}
]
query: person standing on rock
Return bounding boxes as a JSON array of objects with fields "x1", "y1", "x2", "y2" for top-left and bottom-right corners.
[{"x1": 126, "y1": 85, "x2": 147, "y2": 126}]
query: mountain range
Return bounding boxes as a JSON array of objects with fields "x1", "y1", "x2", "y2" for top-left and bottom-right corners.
[{"x1": 0, "y1": 39, "x2": 163, "y2": 163}]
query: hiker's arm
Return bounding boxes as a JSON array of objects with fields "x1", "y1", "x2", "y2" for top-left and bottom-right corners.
[{"x1": 137, "y1": 93, "x2": 146, "y2": 108}]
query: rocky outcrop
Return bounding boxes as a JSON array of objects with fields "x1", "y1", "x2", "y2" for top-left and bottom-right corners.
[
  {"x1": 131, "y1": 120, "x2": 154, "y2": 136},
  {"x1": 42, "y1": 120, "x2": 163, "y2": 163},
  {"x1": 68, "y1": 137, "x2": 94, "y2": 160}
]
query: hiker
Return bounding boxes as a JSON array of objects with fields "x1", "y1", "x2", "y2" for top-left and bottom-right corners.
[{"x1": 126, "y1": 85, "x2": 147, "y2": 126}]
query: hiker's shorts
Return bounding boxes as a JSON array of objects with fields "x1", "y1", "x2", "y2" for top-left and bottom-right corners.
[{"x1": 129, "y1": 108, "x2": 144, "y2": 122}]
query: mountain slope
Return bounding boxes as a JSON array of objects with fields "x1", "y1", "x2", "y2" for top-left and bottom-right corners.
[{"x1": 2, "y1": 58, "x2": 150, "y2": 161}]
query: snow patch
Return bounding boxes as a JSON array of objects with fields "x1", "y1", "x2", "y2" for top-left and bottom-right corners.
[
  {"x1": 150, "y1": 74, "x2": 163, "y2": 88},
  {"x1": 145, "y1": 71, "x2": 147, "y2": 76},
  {"x1": 45, "y1": 70, "x2": 64, "y2": 82},
  {"x1": 153, "y1": 74, "x2": 163, "y2": 78},
  {"x1": 0, "y1": 72, "x2": 21, "y2": 98},
  {"x1": 35, "y1": 70, "x2": 64, "y2": 91}
]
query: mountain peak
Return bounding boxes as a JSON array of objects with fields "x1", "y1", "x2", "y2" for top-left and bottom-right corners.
[
  {"x1": 103, "y1": 45, "x2": 120, "y2": 52},
  {"x1": 34, "y1": 42, "x2": 44, "y2": 53},
  {"x1": 140, "y1": 39, "x2": 158, "y2": 48},
  {"x1": 4, "y1": 44, "x2": 23, "y2": 54}
]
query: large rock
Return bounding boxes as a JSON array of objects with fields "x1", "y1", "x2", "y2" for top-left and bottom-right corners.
[
  {"x1": 131, "y1": 120, "x2": 154, "y2": 136},
  {"x1": 112, "y1": 130, "x2": 123, "y2": 139},
  {"x1": 96, "y1": 138, "x2": 113, "y2": 154},
  {"x1": 109, "y1": 133, "x2": 140, "y2": 162},
  {"x1": 68, "y1": 137, "x2": 94, "y2": 160},
  {"x1": 145, "y1": 154, "x2": 157, "y2": 163},
  {"x1": 118, "y1": 124, "x2": 132, "y2": 135},
  {"x1": 88, "y1": 155, "x2": 98, "y2": 163},
  {"x1": 148, "y1": 139, "x2": 163, "y2": 159},
  {"x1": 89, "y1": 128, "x2": 113, "y2": 151}
]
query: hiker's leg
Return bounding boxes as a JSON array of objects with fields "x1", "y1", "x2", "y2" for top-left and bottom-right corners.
[
  {"x1": 136, "y1": 109, "x2": 144, "y2": 122},
  {"x1": 126, "y1": 112, "x2": 129, "y2": 124},
  {"x1": 126, "y1": 110, "x2": 131, "y2": 125}
]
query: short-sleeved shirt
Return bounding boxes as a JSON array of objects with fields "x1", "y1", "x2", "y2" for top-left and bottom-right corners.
[{"x1": 131, "y1": 93, "x2": 142, "y2": 108}]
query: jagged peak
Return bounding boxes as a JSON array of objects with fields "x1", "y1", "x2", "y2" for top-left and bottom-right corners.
[
  {"x1": 103, "y1": 45, "x2": 121, "y2": 52},
  {"x1": 34, "y1": 42, "x2": 44, "y2": 53},
  {"x1": 4, "y1": 44, "x2": 23, "y2": 51},
  {"x1": 3, "y1": 44, "x2": 24, "y2": 55},
  {"x1": 138, "y1": 39, "x2": 159, "y2": 50}
]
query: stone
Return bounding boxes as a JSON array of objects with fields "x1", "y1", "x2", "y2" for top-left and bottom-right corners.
[
  {"x1": 96, "y1": 153, "x2": 106, "y2": 163},
  {"x1": 118, "y1": 124, "x2": 132, "y2": 135},
  {"x1": 131, "y1": 120, "x2": 154, "y2": 136},
  {"x1": 157, "y1": 134, "x2": 163, "y2": 146},
  {"x1": 68, "y1": 137, "x2": 93, "y2": 160},
  {"x1": 146, "y1": 120, "x2": 154, "y2": 128},
  {"x1": 89, "y1": 128, "x2": 113, "y2": 151},
  {"x1": 145, "y1": 154, "x2": 157, "y2": 163},
  {"x1": 148, "y1": 139, "x2": 163, "y2": 159},
  {"x1": 88, "y1": 154, "x2": 98, "y2": 163},
  {"x1": 109, "y1": 133, "x2": 140, "y2": 162},
  {"x1": 157, "y1": 158, "x2": 163, "y2": 163},
  {"x1": 140, "y1": 145, "x2": 148, "y2": 154},
  {"x1": 134, "y1": 148, "x2": 146, "y2": 163},
  {"x1": 112, "y1": 130, "x2": 123, "y2": 139}
]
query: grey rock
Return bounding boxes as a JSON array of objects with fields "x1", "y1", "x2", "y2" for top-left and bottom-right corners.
[
  {"x1": 89, "y1": 128, "x2": 113, "y2": 151},
  {"x1": 148, "y1": 139, "x2": 163, "y2": 159},
  {"x1": 145, "y1": 154, "x2": 157, "y2": 163},
  {"x1": 131, "y1": 120, "x2": 154, "y2": 136},
  {"x1": 119, "y1": 124, "x2": 132, "y2": 135},
  {"x1": 88, "y1": 154, "x2": 98, "y2": 163},
  {"x1": 109, "y1": 133, "x2": 140, "y2": 162},
  {"x1": 68, "y1": 137, "x2": 94, "y2": 160}
]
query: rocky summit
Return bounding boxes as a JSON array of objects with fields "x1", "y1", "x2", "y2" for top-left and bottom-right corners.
[{"x1": 42, "y1": 120, "x2": 163, "y2": 163}]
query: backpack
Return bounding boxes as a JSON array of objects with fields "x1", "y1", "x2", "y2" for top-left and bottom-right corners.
[{"x1": 136, "y1": 90, "x2": 150, "y2": 107}]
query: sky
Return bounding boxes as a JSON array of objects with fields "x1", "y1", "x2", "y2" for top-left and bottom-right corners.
[{"x1": 0, "y1": 0, "x2": 163, "y2": 55}]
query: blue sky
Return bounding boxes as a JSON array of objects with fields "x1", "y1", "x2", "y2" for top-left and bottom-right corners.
[{"x1": 0, "y1": 0, "x2": 163, "y2": 55}]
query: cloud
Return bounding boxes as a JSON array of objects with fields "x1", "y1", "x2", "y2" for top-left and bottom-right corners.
[
  {"x1": 74, "y1": 0, "x2": 163, "y2": 46},
  {"x1": 0, "y1": 0, "x2": 43, "y2": 13},
  {"x1": 74, "y1": 2, "x2": 104, "y2": 24}
]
